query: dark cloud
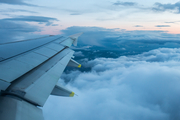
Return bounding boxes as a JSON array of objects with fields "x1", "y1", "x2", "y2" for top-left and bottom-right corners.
[
  {"x1": 0, "y1": 9, "x2": 37, "y2": 13},
  {"x1": 74, "y1": 51, "x2": 84, "y2": 57},
  {"x1": 61, "y1": 26, "x2": 180, "y2": 47},
  {"x1": 0, "y1": 16, "x2": 57, "y2": 43},
  {"x1": 52, "y1": 24, "x2": 58, "y2": 26},
  {"x1": 134, "y1": 25, "x2": 143, "y2": 27},
  {"x1": 61, "y1": 26, "x2": 121, "y2": 46},
  {"x1": 3, "y1": 16, "x2": 59, "y2": 26},
  {"x1": 0, "y1": 19, "x2": 41, "y2": 43},
  {"x1": 45, "y1": 22, "x2": 53, "y2": 26},
  {"x1": 152, "y1": 2, "x2": 180, "y2": 13},
  {"x1": 0, "y1": 15, "x2": 59, "y2": 43},
  {"x1": 0, "y1": 0, "x2": 37, "y2": 6},
  {"x1": 43, "y1": 48, "x2": 180, "y2": 120},
  {"x1": 164, "y1": 22, "x2": 175, "y2": 23},
  {"x1": 164, "y1": 21, "x2": 180, "y2": 24},
  {"x1": 155, "y1": 25, "x2": 171, "y2": 27},
  {"x1": 113, "y1": 1, "x2": 137, "y2": 6},
  {"x1": 70, "y1": 13, "x2": 82, "y2": 15}
]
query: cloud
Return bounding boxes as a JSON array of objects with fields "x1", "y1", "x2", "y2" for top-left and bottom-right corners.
[
  {"x1": 61, "y1": 26, "x2": 121, "y2": 46},
  {"x1": 0, "y1": 15, "x2": 59, "y2": 43},
  {"x1": 0, "y1": 9, "x2": 37, "y2": 13},
  {"x1": 0, "y1": 19, "x2": 41, "y2": 43},
  {"x1": 164, "y1": 21, "x2": 180, "y2": 24},
  {"x1": 164, "y1": 22, "x2": 176, "y2": 23},
  {"x1": 0, "y1": 0, "x2": 37, "y2": 6},
  {"x1": 111, "y1": 1, "x2": 180, "y2": 15},
  {"x1": 155, "y1": 25, "x2": 171, "y2": 27},
  {"x1": 74, "y1": 51, "x2": 84, "y2": 57},
  {"x1": 43, "y1": 48, "x2": 180, "y2": 120},
  {"x1": 70, "y1": 13, "x2": 82, "y2": 15},
  {"x1": 0, "y1": 14, "x2": 62, "y2": 44},
  {"x1": 152, "y1": 2, "x2": 180, "y2": 13},
  {"x1": 134, "y1": 25, "x2": 143, "y2": 27},
  {"x1": 3, "y1": 16, "x2": 59, "y2": 26},
  {"x1": 113, "y1": 1, "x2": 137, "y2": 6},
  {"x1": 51, "y1": 24, "x2": 58, "y2": 26},
  {"x1": 61, "y1": 26, "x2": 180, "y2": 47}
]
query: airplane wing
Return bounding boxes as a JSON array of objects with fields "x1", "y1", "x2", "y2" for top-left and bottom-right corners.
[{"x1": 0, "y1": 33, "x2": 83, "y2": 120}]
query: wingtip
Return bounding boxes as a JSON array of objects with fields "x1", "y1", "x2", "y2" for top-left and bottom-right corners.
[
  {"x1": 69, "y1": 32, "x2": 83, "y2": 46},
  {"x1": 69, "y1": 32, "x2": 83, "y2": 39}
]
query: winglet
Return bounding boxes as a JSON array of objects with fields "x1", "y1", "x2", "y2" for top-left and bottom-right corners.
[{"x1": 69, "y1": 32, "x2": 83, "y2": 46}]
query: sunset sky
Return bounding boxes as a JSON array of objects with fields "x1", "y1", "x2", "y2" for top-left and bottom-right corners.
[{"x1": 1, "y1": 0, "x2": 180, "y2": 37}]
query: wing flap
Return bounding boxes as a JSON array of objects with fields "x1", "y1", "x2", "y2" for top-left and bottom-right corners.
[
  {"x1": 0, "y1": 80, "x2": 10, "y2": 91},
  {"x1": 0, "y1": 59, "x2": 35, "y2": 82},
  {"x1": 24, "y1": 49, "x2": 74, "y2": 106}
]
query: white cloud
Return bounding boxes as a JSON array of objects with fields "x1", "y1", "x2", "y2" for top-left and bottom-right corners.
[
  {"x1": 73, "y1": 51, "x2": 84, "y2": 57},
  {"x1": 43, "y1": 48, "x2": 180, "y2": 120}
]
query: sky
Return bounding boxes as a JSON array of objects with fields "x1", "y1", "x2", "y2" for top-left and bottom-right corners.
[
  {"x1": 1, "y1": 0, "x2": 180, "y2": 42},
  {"x1": 1, "y1": 0, "x2": 180, "y2": 120}
]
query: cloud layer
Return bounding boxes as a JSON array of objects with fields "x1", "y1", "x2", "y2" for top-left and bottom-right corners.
[
  {"x1": 3, "y1": 16, "x2": 59, "y2": 26},
  {"x1": 61, "y1": 26, "x2": 180, "y2": 47},
  {"x1": 155, "y1": 25, "x2": 171, "y2": 27},
  {"x1": 0, "y1": 16, "x2": 59, "y2": 43},
  {"x1": 0, "y1": 0, "x2": 36, "y2": 6},
  {"x1": 113, "y1": 1, "x2": 137, "y2": 6},
  {"x1": 43, "y1": 48, "x2": 180, "y2": 120},
  {"x1": 153, "y1": 2, "x2": 180, "y2": 13},
  {"x1": 0, "y1": 19, "x2": 40, "y2": 43}
]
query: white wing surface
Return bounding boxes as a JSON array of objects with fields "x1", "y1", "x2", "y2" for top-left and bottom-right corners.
[{"x1": 0, "y1": 33, "x2": 82, "y2": 120}]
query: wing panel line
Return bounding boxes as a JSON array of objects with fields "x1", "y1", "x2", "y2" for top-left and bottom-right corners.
[{"x1": 0, "y1": 36, "x2": 63, "y2": 63}]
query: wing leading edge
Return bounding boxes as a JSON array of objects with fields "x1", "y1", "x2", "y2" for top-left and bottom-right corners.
[{"x1": 0, "y1": 33, "x2": 83, "y2": 120}]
